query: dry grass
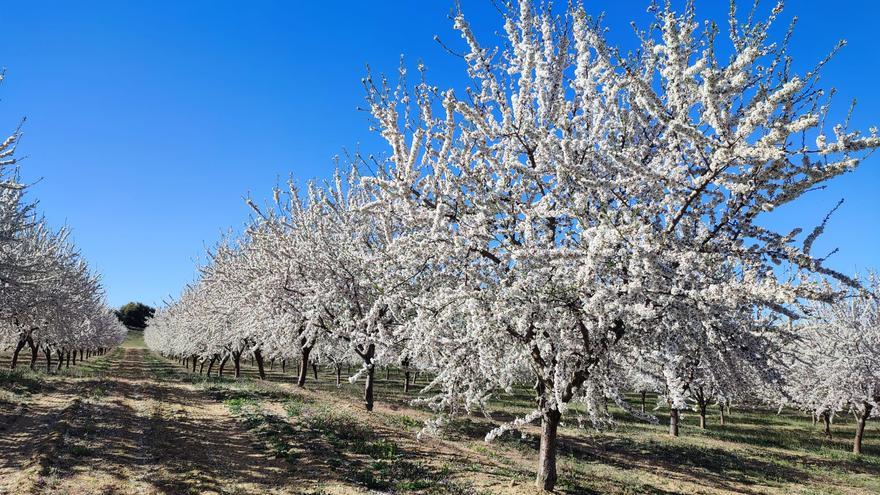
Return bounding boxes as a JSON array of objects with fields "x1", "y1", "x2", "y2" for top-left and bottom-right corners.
[{"x1": 0, "y1": 334, "x2": 877, "y2": 494}]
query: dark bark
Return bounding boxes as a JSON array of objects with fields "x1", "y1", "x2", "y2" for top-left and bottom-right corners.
[
  {"x1": 66, "y1": 350, "x2": 71, "y2": 368},
  {"x1": 233, "y1": 351, "x2": 241, "y2": 378},
  {"x1": 206, "y1": 355, "x2": 218, "y2": 376},
  {"x1": 359, "y1": 344, "x2": 376, "y2": 411},
  {"x1": 44, "y1": 346, "x2": 52, "y2": 373},
  {"x1": 822, "y1": 410, "x2": 833, "y2": 439},
  {"x1": 669, "y1": 408, "x2": 680, "y2": 437},
  {"x1": 28, "y1": 337, "x2": 38, "y2": 370},
  {"x1": 281, "y1": 359, "x2": 286, "y2": 374},
  {"x1": 335, "y1": 364, "x2": 341, "y2": 386},
  {"x1": 254, "y1": 349, "x2": 266, "y2": 380},
  {"x1": 363, "y1": 364, "x2": 375, "y2": 411},
  {"x1": 854, "y1": 403, "x2": 872, "y2": 455},
  {"x1": 219, "y1": 355, "x2": 229, "y2": 377},
  {"x1": 719, "y1": 402, "x2": 725, "y2": 426},
  {"x1": 312, "y1": 363, "x2": 318, "y2": 380},
  {"x1": 640, "y1": 391, "x2": 646, "y2": 413},
  {"x1": 536, "y1": 408, "x2": 562, "y2": 491},
  {"x1": 10, "y1": 337, "x2": 26, "y2": 370},
  {"x1": 404, "y1": 370, "x2": 411, "y2": 393},
  {"x1": 297, "y1": 346, "x2": 312, "y2": 387},
  {"x1": 56, "y1": 350, "x2": 64, "y2": 372}
]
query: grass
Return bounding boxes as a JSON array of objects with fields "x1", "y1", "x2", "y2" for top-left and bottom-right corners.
[
  {"x1": 207, "y1": 358, "x2": 880, "y2": 495},
  {"x1": 6, "y1": 345, "x2": 877, "y2": 495},
  {"x1": 121, "y1": 329, "x2": 146, "y2": 349},
  {"x1": 211, "y1": 378, "x2": 479, "y2": 494}
]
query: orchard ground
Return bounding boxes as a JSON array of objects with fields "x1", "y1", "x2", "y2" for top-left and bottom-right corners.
[{"x1": 0, "y1": 332, "x2": 876, "y2": 495}]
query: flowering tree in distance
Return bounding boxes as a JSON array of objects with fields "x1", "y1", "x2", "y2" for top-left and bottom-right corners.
[
  {"x1": 787, "y1": 274, "x2": 879, "y2": 455},
  {"x1": 365, "y1": 1, "x2": 878, "y2": 490}
]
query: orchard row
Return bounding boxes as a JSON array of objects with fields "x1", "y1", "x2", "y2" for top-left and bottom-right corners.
[{"x1": 145, "y1": 1, "x2": 880, "y2": 491}]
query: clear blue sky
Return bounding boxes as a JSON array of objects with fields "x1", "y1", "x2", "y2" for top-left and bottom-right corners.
[{"x1": 0, "y1": 1, "x2": 877, "y2": 309}]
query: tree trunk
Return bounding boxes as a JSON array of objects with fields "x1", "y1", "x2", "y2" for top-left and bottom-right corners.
[
  {"x1": 191, "y1": 355, "x2": 198, "y2": 373},
  {"x1": 207, "y1": 355, "x2": 218, "y2": 376},
  {"x1": 535, "y1": 408, "x2": 562, "y2": 492},
  {"x1": 361, "y1": 344, "x2": 376, "y2": 411},
  {"x1": 854, "y1": 403, "x2": 872, "y2": 455},
  {"x1": 363, "y1": 363, "x2": 375, "y2": 411},
  {"x1": 385, "y1": 367, "x2": 391, "y2": 381},
  {"x1": 233, "y1": 352, "x2": 241, "y2": 378},
  {"x1": 297, "y1": 346, "x2": 312, "y2": 387},
  {"x1": 254, "y1": 349, "x2": 266, "y2": 380},
  {"x1": 281, "y1": 359, "x2": 286, "y2": 374},
  {"x1": 56, "y1": 350, "x2": 64, "y2": 372},
  {"x1": 822, "y1": 410, "x2": 832, "y2": 439},
  {"x1": 10, "y1": 337, "x2": 26, "y2": 370},
  {"x1": 404, "y1": 370, "x2": 411, "y2": 393},
  {"x1": 219, "y1": 355, "x2": 229, "y2": 377},
  {"x1": 640, "y1": 391, "x2": 646, "y2": 413},
  {"x1": 44, "y1": 346, "x2": 52, "y2": 373},
  {"x1": 312, "y1": 363, "x2": 318, "y2": 380},
  {"x1": 335, "y1": 364, "x2": 341, "y2": 387},
  {"x1": 72, "y1": 349, "x2": 77, "y2": 365},
  {"x1": 669, "y1": 408, "x2": 680, "y2": 437},
  {"x1": 719, "y1": 403, "x2": 725, "y2": 426},
  {"x1": 66, "y1": 350, "x2": 71, "y2": 368},
  {"x1": 28, "y1": 338, "x2": 38, "y2": 370},
  {"x1": 79, "y1": 349, "x2": 84, "y2": 362}
]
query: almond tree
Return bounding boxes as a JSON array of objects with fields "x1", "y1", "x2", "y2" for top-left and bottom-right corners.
[
  {"x1": 786, "y1": 274, "x2": 879, "y2": 455},
  {"x1": 249, "y1": 173, "x2": 416, "y2": 410},
  {"x1": 365, "y1": 1, "x2": 879, "y2": 490}
]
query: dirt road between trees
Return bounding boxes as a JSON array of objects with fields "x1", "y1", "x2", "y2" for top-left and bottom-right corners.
[{"x1": 0, "y1": 345, "x2": 296, "y2": 495}]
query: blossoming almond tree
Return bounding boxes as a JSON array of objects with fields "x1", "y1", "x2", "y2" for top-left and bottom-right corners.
[
  {"x1": 249, "y1": 173, "x2": 417, "y2": 411},
  {"x1": 787, "y1": 274, "x2": 879, "y2": 455},
  {"x1": 365, "y1": 1, "x2": 878, "y2": 490}
]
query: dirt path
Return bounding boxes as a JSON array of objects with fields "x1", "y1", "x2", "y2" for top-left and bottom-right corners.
[{"x1": 0, "y1": 347, "x2": 296, "y2": 495}]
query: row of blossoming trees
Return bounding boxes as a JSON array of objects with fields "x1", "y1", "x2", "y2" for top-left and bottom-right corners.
[
  {"x1": 0, "y1": 89, "x2": 126, "y2": 371},
  {"x1": 145, "y1": 2, "x2": 879, "y2": 491}
]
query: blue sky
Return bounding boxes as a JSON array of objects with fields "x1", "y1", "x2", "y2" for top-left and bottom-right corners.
[{"x1": 0, "y1": 1, "x2": 877, "y2": 309}]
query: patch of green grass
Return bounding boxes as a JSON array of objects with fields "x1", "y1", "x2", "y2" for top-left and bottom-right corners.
[
  {"x1": 0, "y1": 369, "x2": 44, "y2": 394},
  {"x1": 69, "y1": 444, "x2": 91, "y2": 457},
  {"x1": 224, "y1": 397, "x2": 260, "y2": 415},
  {"x1": 121, "y1": 329, "x2": 146, "y2": 349},
  {"x1": 283, "y1": 396, "x2": 307, "y2": 417}
]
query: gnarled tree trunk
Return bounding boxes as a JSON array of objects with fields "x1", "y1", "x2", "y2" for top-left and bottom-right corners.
[
  {"x1": 536, "y1": 408, "x2": 562, "y2": 491},
  {"x1": 297, "y1": 345, "x2": 312, "y2": 387},
  {"x1": 219, "y1": 354, "x2": 229, "y2": 377},
  {"x1": 232, "y1": 351, "x2": 241, "y2": 378},
  {"x1": 254, "y1": 349, "x2": 266, "y2": 380},
  {"x1": 10, "y1": 337, "x2": 26, "y2": 370},
  {"x1": 822, "y1": 410, "x2": 833, "y2": 439},
  {"x1": 28, "y1": 337, "x2": 38, "y2": 370},
  {"x1": 854, "y1": 403, "x2": 872, "y2": 455},
  {"x1": 44, "y1": 346, "x2": 53, "y2": 373},
  {"x1": 206, "y1": 355, "x2": 218, "y2": 376}
]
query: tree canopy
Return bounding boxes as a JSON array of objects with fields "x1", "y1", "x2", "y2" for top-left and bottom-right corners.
[{"x1": 115, "y1": 302, "x2": 156, "y2": 329}]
